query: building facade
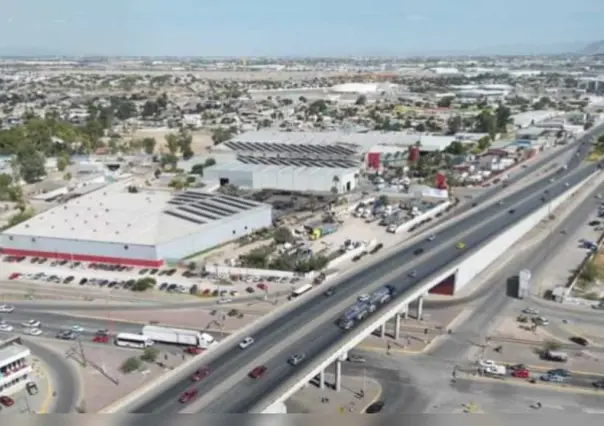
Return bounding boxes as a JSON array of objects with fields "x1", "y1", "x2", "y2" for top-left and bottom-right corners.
[{"x1": 0, "y1": 340, "x2": 32, "y2": 396}]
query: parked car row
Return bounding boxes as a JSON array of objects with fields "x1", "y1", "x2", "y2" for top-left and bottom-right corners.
[{"x1": 139, "y1": 268, "x2": 178, "y2": 276}]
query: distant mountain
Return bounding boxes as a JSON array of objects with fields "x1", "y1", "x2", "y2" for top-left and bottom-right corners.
[{"x1": 582, "y1": 40, "x2": 604, "y2": 55}]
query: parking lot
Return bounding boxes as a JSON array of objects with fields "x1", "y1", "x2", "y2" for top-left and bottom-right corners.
[{"x1": 1, "y1": 255, "x2": 300, "y2": 300}]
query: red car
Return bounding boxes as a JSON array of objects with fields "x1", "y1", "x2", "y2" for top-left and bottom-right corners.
[
  {"x1": 8, "y1": 273, "x2": 19, "y2": 280},
  {"x1": 248, "y1": 365, "x2": 267, "y2": 379},
  {"x1": 191, "y1": 367, "x2": 210, "y2": 381},
  {"x1": 92, "y1": 334, "x2": 110, "y2": 343},
  {"x1": 0, "y1": 396, "x2": 14, "y2": 407},
  {"x1": 512, "y1": 369, "x2": 530, "y2": 379},
  {"x1": 256, "y1": 283, "x2": 268, "y2": 291},
  {"x1": 179, "y1": 389, "x2": 198, "y2": 403},
  {"x1": 185, "y1": 346, "x2": 204, "y2": 355}
]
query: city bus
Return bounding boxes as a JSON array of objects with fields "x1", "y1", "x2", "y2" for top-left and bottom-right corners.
[
  {"x1": 114, "y1": 332, "x2": 154, "y2": 349},
  {"x1": 288, "y1": 283, "x2": 313, "y2": 300}
]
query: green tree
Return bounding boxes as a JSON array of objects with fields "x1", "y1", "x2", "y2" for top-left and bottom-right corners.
[
  {"x1": 191, "y1": 164, "x2": 204, "y2": 176},
  {"x1": 204, "y1": 158, "x2": 216, "y2": 167},
  {"x1": 121, "y1": 357, "x2": 142, "y2": 373},
  {"x1": 355, "y1": 95, "x2": 367, "y2": 105},
  {"x1": 477, "y1": 136, "x2": 491, "y2": 151},
  {"x1": 445, "y1": 141, "x2": 466, "y2": 155},
  {"x1": 437, "y1": 96, "x2": 454, "y2": 108},
  {"x1": 140, "y1": 347, "x2": 159, "y2": 363},
  {"x1": 132, "y1": 277, "x2": 156, "y2": 292},
  {"x1": 446, "y1": 116, "x2": 462, "y2": 135},
  {"x1": 16, "y1": 147, "x2": 46, "y2": 183},
  {"x1": 211, "y1": 128, "x2": 233, "y2": 145},
  {"x1": 56, "y1": 155, "x2": 69, "y2": 172},
  {"x1": 165, "y1": 133, "x2": 180, "y2": 155},
  {"x1": 273, "y1": 227, "x2": 294, "y2": 244},
  {"x1": 474, "y1": 110, "x2": 497, "y2": 138},
  {"x1": 169, "y1": 178, "x2": 186, "y2": 190},
  {"x1": 142, "y1": 137, "x2": 156, "y2": 155}
]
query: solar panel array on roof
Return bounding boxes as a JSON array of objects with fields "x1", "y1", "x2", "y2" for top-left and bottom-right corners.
[
  {"x1": 224, "y1": 141, "x2": 356, "y2": 157},
  {"x1": 164, "y1": 190, "x2": 264, "y2": 226},
  {"x1": 165, "y1": 210, "x2": 206, "y2": 225},
  {"x1": 236, "y1": 156, "x2": 358, "y2": 168}
]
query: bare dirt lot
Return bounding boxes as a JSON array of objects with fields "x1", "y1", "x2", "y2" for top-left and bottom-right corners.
[{"x1": 131, "y1": 128, "x2": 214, "y2": 154}]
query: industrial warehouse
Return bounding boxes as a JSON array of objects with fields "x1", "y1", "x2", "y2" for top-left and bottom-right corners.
[
  {"x1": 0, "y1": 181, "x2": 272, "y2": 267},
  {"x1": 207, "y1": 130, "x2": 457, "y2": 192}
]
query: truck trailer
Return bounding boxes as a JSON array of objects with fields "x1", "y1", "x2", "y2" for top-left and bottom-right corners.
[
  {"x1": 141, "y1": 325, "x2": 216, "y2": 348},
  {"x1": 518, "y1": 269, "x2": 531, "y2": 299}
]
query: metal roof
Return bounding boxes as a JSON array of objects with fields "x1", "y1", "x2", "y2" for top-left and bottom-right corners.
[
  {"x1": 236, "y1": 156, "x2": 358, "y2": 169},
  {"x1": 4, "y1": 182, "x2": 269, "y2": 246}
]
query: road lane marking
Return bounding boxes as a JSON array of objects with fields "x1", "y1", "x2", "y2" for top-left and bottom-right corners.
[
  {"x1": 360, "y1": 378, "x2": 383, "y2": 413},
  {"x1": 37, "y1": 358, "x2": 54, "y2": 413}
]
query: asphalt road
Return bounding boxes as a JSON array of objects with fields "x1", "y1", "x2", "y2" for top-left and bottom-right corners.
[
  {"x1": 4, "y1": 137, "x2": 581, "y2": 313},
  {"x1": 126, "y1": 134, "x2": 602, "y2": 413},
  {"x1": 22, "y1": 338, "x2": 80, "y2": 413}
]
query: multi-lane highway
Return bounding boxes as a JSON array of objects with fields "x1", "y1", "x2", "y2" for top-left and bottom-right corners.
[{"x1": 122, "y1": 132, "x2": 603, "y2": 413}]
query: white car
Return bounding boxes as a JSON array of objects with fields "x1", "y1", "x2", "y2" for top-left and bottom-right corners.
[
  {"x1": 0, "y1": 324, "x2": 14, "y2": 332},
  {"x1": 522, "y1": 308, "x2": 539, "y2": 315},
  {"x1": 358, "y1": 294, "x2": 370, "y2": 302},
  {"x1": 22, "y1": 320, "x2": 40, "y2": 328},
  {"x1": 478, "y1": 359, "x2": 497, "y2": 368},
  {"x1": 0, "y1": 304, "x2": 14, "y2": 313},
  {"x1": 217, "y1": 298, "x2": 232, "y2": 304},
  {"x1": 70, "y1": 325, "x2": 84, "y2": 333},
  {"x1": 239, "y1": 337, "x2": 254, "y2": 349},
  {"x1": 427, "y1": 234, "x2": 436, "y2": 241},
  {"x1": 25, "y1": 328, "x2": 43, "y2": 336}
]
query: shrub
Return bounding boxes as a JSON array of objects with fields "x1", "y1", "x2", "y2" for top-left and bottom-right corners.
[{"x1": 121, "y1": 357, "x2": 141, "y2": 373}]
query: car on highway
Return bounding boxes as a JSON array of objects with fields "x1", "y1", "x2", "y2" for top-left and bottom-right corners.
[
  {"x1": 370, "y1": 243, "x2": 384, "y2": 254},
  {"x1": 532, "y1": 316, "x2": 549, "y2": 326},
  {"x1": 512, "y1": 369, "x2": 530, "y2": 378},
  {"x1": 0, "y1": 396, "x2": 14, "y2": 407},
  {"x1": 477, "y1": 359, "x2": 497, "y2": 368},
  {"x1": 57, "y1": 330, "x2": 77, "y2": 340},
  {"x1": 70, "y1": 325, "x2": 84, "y2": 333},
  {"x1": 497, "y1": 200, "x2": 504, "y2": 205},
  {"x1": 324, "y1": 287, "x2": 335, "y2": 297},
  {"x1": 185, "y1": 346, "x2": 204, "y2": 355},
  {"x1": 409, "y1": 270, "x2": 417, "y2": 278},
  {"x1": 358, "y1": 294, "x2": 370, "y2": 302},
  {"x1": 191, "y1": 367, "x2": 210, "y2": 381},
  {"x1": 347, "y1": 354, "x2": 366, "y2": 363},
  {"x1": 508, "y1": 209, "x2": 515, "y2": 214},
  {"x1": 92, "y1": 334, "x2": 110, "y2": 343},
  {"x1": 365, "y1": 401, "x2": 385, "y2": 413},
  {"x1": 0, "y1": 305, "x2": 14, "y2": 313},
  {"x1": 248, "y1": 365, "x2": 267, "y2": 379},
  {"x1": 427, "y1": 234, "x2": 436, "y2": 241},
  {"x1": 239, "y1": 337, "x2": 254, "y2": 349},
  {"x1": 24, "y1": 328, "x2": 42, "y2": 336},
  {"x1": 456, "y1": 242, "x2": 466, "y2": 249},
  {"x1": 547, "y1": 368, "x2": 571, "y2": 377},
  {"x1": 540, "y1": 374, "x2": 564, "y2": 383},
  {"x1": 288, "y1": 353, "x2": 306, "y2": 366},
  {"x1": 593, "y1": 379, "x2": 604, "y2": 389},
  {"x1": 569, "y1": 336, "x2": 589, "y2": 346},
  {"x1": 413, "y1": 248, "x2": 424, "y2": 256},
  {"x1": 22, "y1": 319, "x2": 40, "y2": 328},
  {"x1": 178, "y1": 389, "x2": 198, "y2": 404},
  {"x1": 0, "y1": 323, "x2": 13, "y2": 332}
]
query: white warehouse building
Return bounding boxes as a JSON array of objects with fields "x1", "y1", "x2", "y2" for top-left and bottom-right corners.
[
  {"x1": 204, "y1": 159, "x2": 359, "y2": 193},
  {"x1": 1, "y1": 181, "x2": 272, "y2": 267}
]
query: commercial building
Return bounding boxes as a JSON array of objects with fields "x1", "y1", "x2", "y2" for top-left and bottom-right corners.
[
  {"x1": 0, "y1": 338, "x2": 32, "y2": 396},
  {"x1": 1, "y1": 182, "x2": 272, "y2": 267}
]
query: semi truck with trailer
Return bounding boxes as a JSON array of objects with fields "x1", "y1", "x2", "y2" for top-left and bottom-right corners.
[{"x1": 141, "y1": 325, "x2": 216, "y2": 348}]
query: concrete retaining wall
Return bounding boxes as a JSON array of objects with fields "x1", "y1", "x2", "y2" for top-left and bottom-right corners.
[
  {"x1": 394, "y1": 201, "x2": 451, "y2": 234},
  {"x1": 326, "y1": 240, "x2": 376, "y2": 269}
]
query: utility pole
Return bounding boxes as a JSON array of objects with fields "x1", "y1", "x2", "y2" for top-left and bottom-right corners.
[{"x1": 77, "y1": 337, "x2": 87, "y2": 367}]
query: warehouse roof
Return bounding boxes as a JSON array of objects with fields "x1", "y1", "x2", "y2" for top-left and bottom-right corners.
[
  {"x1": 236, "y1": 156, "x2": 358, "y2": 168},
  {"x1": 227, "y1": 130, "x2": 454, "y2": 152},
  {"x1": 208, "y1": 161, "x2": 359, "y2": 178},
  {"x1": 4, "y1": 182, "x2": 270, "y2": 246}
]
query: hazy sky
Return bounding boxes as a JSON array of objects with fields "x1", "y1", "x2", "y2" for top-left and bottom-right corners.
[{"x1": 1, "y1": 0, "x2": 602, "y2": 56}]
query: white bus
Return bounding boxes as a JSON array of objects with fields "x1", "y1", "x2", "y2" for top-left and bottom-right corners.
[
  {"x1": 114, "y1": 332, "x2": 154, "y2": 349},
  {"x1": 289, "y1": 283, "x2": 313, "y2": 300}
]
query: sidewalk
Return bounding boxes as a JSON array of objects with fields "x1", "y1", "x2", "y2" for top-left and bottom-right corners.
[{"x1": 287, "y1": 373, "x2": 381, "y2": 413}]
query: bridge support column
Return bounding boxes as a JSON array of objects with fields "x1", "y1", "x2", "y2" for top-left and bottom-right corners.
[
  {"x1": 417, "y1": 295, "x2": 424, "y2": 321},
  {"x1": 394, "y1": 314, "x2": 401, "y2": 340},
  {"x1": 402, "y1": 306, "x2": 409, "y2": 319},
  {"x1": 335, "y1": 360, "x2": 342, "y2": 392},
  {"x1": 319, "y1": 369, "x2": 325, "y2": 390},
  {"x1": 379, "y1": 323, "x2": 386, "y2": 338}
]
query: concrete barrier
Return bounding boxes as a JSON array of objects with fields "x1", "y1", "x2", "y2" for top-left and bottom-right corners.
[
  {"x1": 256, "y1": 170, "x2": 597, "y2": 411},
  {"x1": 394, "y1": 200, "x2": 451, "y2": 234}
]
